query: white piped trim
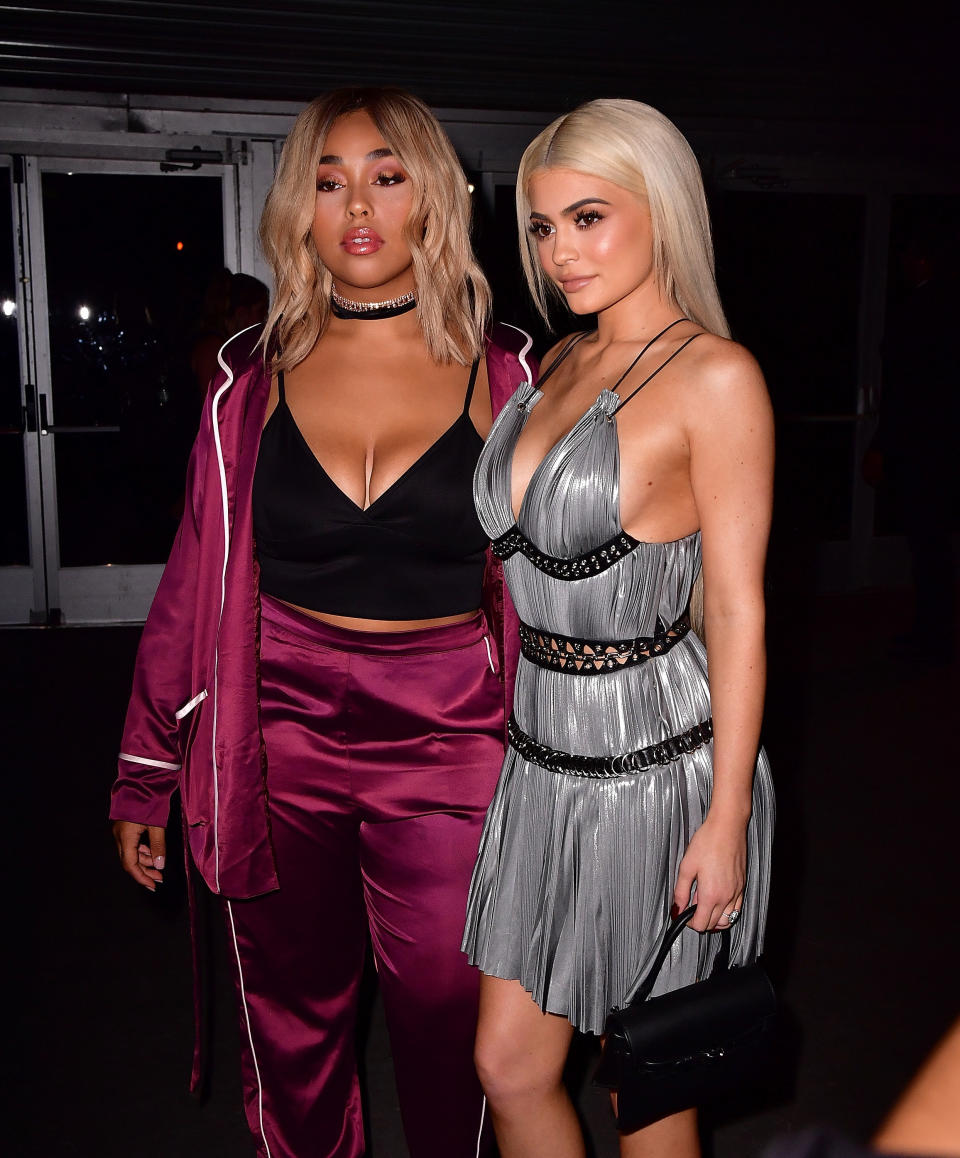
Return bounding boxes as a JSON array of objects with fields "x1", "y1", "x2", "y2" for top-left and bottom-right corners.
[
  {"x1": 482, "y1": 634, "x2": 496, "y2": 674},
  {"x1": 208, "y1": 324, "x2": 260, "y2": 893},
  {"x1": 226, "y1": 900, "x2": 273, "y2": 1157},
  {"x1": 119, "y1": 752, "x2": 181, "y2": 771},
  {"x1": 500, "y1": 323, "x2": 534, "y2": 387},
  {"x1": 475, "y1": 1094, "x2": 487, "y2": 1158},
  {"x1": 174, "y1": 689, "x2": 208, "y2": 720}
]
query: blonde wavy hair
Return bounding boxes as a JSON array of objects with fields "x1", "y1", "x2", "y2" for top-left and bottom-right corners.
[
  {"x1": 260, "y1": 87, "x2": 491, "y2": 371},
  {"x1": 517, "y1": 98, "x2": 729, "y2": 338}
]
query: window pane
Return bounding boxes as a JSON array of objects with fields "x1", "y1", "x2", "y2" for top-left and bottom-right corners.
[{"x1": 41, "y1": 171, "x2": 223, "y2": 565}]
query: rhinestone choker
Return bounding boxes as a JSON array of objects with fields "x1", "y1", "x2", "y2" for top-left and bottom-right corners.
[{"x1": 331, "y1": 287, "x2": 416, "y2": 320}]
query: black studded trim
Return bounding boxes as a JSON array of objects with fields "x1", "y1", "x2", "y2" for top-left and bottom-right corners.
[
  {"x1": 490, "y1": 524, "x2": 640, "y2": 580},
  {"x1": 518, "y1": 612, "x2": 690, "y2": 675},
  {"x1": 507, "y1": 715, "x2": 713, "y2": 778}
]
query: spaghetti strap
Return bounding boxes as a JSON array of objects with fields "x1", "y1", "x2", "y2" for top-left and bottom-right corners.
[
  {"x1": 613, "y1": 333, "x2": 703, "y2": 413},
  {"x1": 609, "y1": 318, "x2": 689, "y2": 394},
  {"x1": 537, "y1": 330, "x2": 593, "y2": 389},
  {"x1": 276, "y1": 369, "x2": 286, "y2": 403},
  {"x1": 462, "y1": 357, "x2": 480, "y2": 414}
]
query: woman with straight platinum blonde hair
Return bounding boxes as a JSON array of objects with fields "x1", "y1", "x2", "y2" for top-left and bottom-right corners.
[
  {"x1": 111, "y1": 86, "x2": 531, "y2": 1158},
  {"x1": 463, "y1": 98, "x2": 775, "y2": 1156},
  {"x1": 517, "y1": 98, "x2": 729, "y2": 340}
]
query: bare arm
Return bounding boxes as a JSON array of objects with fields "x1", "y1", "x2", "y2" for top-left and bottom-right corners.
[
  {"x1": 873, "y1": 1018, "x2": 960, "y2": 1157},
  {"x1": 672, "y1": 341, "x2": 774, "y2": 932}
]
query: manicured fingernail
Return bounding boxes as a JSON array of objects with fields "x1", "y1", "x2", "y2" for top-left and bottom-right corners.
[
  {"x1": 670, "y1": 903, "x2": 679, "y2": 919},
  {"x1": 154, "y1": 856, "x2": 165, "y2": 870}
]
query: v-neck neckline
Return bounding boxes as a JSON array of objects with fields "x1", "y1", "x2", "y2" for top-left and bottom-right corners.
[
  {"x1": 509, "y1": 386, "x2": 618, "y2": 526},
  {"x1": 504, "y1": 385, "x2": 701, "y2": 553},
  {"x1": 277, "y1": 400, "x2": 479, "y2": 516}
]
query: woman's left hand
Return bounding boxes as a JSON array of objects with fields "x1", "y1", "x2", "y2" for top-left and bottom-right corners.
[{"x1": 672, "y1": 814, "x2": 748, "y2": 933}]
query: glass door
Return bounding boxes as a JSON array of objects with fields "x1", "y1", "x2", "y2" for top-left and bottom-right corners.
[
  {"x1": 0, "y1": 156, "x2": 45, "y2": 623},
  {"x1": 1, "y1": 155, "x2": 238, "y2": 624}
]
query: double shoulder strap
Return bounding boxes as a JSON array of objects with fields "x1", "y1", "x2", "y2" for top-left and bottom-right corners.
[{"x1": 536, "y1": 319, "x2": 702, "y2": 412}]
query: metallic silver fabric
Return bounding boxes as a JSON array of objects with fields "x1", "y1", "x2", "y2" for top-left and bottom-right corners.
[{"x1": 462, "y1": 383, "x2": 775, "y2": 1034}]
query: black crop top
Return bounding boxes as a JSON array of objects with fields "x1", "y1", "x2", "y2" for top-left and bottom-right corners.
[{"x1": 252, "y1": 361, "x2": 488, "y2": 619}]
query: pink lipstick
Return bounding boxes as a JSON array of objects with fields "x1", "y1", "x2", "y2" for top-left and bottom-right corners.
[
  {"x1": 558, "y1": 275, "x2": 595, "y2": 294},
  {"x1": 341, "y1": 227, "x2": 384, "y2": 255}
]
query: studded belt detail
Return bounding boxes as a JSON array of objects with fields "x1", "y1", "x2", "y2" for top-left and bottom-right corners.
[
  {"x1": 507, "y1": 714, "x2": 714, "y2": 778},
  {"x1": 518, "y1": 612, "x2": 691, "y2": 674},
  {"x1": 490, "y1": 524, "x2": 640, "y2": 580}
]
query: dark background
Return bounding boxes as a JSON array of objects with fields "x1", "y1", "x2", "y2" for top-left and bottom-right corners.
[
  {"x1": 0, "y1": 0, "x2": 955, "y2": 133},
  {"x1": 2, "y1": 4, "x2": 959, "y2": 1157}
]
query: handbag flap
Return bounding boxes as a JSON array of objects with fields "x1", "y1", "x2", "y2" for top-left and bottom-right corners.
[{"x1": 618, "y1": 964, "x2": 776, "y2": 1063}]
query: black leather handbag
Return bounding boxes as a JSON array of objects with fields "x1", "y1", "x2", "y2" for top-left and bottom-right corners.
[{"x1": 595, "y1": 905, "x2": 778, "y2": 1132}]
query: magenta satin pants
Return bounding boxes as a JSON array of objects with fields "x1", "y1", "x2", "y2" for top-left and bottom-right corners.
[{"x1": 224, "y1": 594, "x2": 503, "y2": 1158}]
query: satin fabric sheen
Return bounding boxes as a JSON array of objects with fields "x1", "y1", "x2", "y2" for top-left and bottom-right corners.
[
  {"x1": 111, "y1": 323, "x2": 531, "y2": 900},
  {"x1": 226, "y1": 595, "x2": 502, "y2": 1158},
  {"x1": 252, "y1": 371, "x2": 489, "y2": 619}
]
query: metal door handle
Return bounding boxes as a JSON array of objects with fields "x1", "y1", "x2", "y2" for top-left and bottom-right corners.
[{"x1": 35, "y1": 393, "x2": 119, "y2": 434}]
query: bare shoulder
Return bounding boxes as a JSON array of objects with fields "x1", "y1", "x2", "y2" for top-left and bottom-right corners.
[
  {"x1": 540, "y1": 330, "x2": 589, "y2": 370},
  {"x1": 681, "y1": 333, "x2": 771, "y2": 424}
]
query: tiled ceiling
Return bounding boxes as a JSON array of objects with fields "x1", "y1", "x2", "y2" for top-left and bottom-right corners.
[{"x1": 0, "y1": 0, "x2": 954, "y2": 132}]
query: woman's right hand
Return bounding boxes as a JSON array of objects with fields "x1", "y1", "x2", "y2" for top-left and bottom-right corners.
[{"x1": 112, "y1": 821, "x2": 166, "y2": 891}]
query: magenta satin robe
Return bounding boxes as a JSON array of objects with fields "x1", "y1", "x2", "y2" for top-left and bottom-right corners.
[{"x1": 110, "y1": 321, "x2": 533, "y2": 1157}]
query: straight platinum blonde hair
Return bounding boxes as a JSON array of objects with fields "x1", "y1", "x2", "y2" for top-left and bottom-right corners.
[
  {"x1": 260, "y1": 87, "x2": 491, "y2": 371},
  {"x1": 517, "y1": 98, "x2": 729, "y2": 338}
]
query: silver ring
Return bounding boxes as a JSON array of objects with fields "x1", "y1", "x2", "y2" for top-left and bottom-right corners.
[{"x1": 724, "y1": 909, "x2": 741, "y2": 924}]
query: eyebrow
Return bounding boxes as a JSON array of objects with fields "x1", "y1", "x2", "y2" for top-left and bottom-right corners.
[
  {"x1": 530, "y1": 197, "x2": 612, "y2": 219},
  {"x1": 317, "y1": 147, "x2": 395, "y2": 165}
]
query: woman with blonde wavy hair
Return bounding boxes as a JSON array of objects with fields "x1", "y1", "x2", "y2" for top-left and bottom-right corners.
[
  {"x1": 110, "y1": 87, "x2": 531, "y2": 1158},
  {"x1": 462, "y1": 98, "x2": 775, "y2": 1157}
]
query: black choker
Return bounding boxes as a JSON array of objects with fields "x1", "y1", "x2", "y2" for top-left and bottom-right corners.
[{"x1": 331, "y1": 288, "x2": 416, "y2": 320}]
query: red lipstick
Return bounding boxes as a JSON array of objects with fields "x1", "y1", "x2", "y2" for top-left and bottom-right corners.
[{"x1": 341, "y1": 226, "x2": 384, "y2": 255}]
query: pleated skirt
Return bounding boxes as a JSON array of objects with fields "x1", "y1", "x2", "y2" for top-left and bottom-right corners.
[{"x1": 462, "y1": 706, "x2": 774, "y2": 1036}]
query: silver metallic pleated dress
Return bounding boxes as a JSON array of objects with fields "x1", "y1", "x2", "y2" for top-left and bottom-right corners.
[{"x1": 462, "y1": 336, "x2": 775, "y2": 1035}]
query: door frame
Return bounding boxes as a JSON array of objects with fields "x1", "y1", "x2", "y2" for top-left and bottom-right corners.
[{"x1": 1, "y1": 152, "x2": 239, "y2": 624}]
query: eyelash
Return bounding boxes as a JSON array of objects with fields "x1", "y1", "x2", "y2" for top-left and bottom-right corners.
[
  {"x1": 316, "y1": 171, "x2": 406, "y2": 193},
  {"x1": 528, "y1": 208, "x2": 604, "y2": 238}
]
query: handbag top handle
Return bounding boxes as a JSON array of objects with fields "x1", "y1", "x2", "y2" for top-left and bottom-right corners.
[{"x1": 629, "y1": 905, "x2": 732, "y2": 1005}]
